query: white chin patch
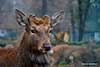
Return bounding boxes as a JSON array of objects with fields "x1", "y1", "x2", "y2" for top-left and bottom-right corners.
[{"x1": 48, "y1": 49, "x2": 54, "y2": 55}]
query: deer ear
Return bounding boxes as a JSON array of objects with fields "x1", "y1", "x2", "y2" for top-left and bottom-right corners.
[
  {"x1": 15, "y1": 9, "x2": 26, "y2": 26},
  {"x1": 51, "y1": 10, "x2": 64, "y2": 27},
  {"x1": 52, "y1": 10, "x2": 64, "y2": 20}
]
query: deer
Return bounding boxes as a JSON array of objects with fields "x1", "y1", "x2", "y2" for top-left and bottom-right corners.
[
  {"x1": 48, "y1": 44, "x2": 89, "y2": 67},
  {"x1": 0, "y1": 9, "x2": 64, "y2": 67}
]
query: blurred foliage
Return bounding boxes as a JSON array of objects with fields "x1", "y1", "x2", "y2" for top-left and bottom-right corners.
[{"x1": 0, "y1": 0, "x2": 100, "y2": 46}]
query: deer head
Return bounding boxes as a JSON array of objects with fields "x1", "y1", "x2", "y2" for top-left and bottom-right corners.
[
  {"x1": 15, "y1": 9, "x2": 64, "y2": 54},
  {"x1": 16, "y1": 9, "x2": 52, "y2": 54}
]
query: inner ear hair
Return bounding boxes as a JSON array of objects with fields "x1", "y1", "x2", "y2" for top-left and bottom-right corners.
[{"x1": 16, "y1": 9, "x2": 26, "y2": 17}]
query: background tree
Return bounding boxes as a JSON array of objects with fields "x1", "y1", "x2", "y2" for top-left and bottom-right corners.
[
  {"x1": 78, "y1": 0, "x2": 97, "y2": 41},
  {"x1": 41, "y1": 0, "x2": 48, "y2": 16},
  {"x1": 68, "y1": 0, "x2": 77, "y2": 42}
]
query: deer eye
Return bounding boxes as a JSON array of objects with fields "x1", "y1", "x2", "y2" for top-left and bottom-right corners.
[
  {"x1": 31, "y1": 29, "x2": 36, "y2": 33},
  {"x1": 31, "y1": 29, "x2": 38, "y2": 33},
  {"x1": 31, "y1": 27, "x2": 38, "y2": 33},
  {"x1": 49, "y1": 29, "x2": 52, "y2": 33}
]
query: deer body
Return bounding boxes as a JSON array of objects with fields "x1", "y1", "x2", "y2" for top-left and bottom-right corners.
[{"x1": 49, "y1": 44, "x2": 87, "y2": 67}]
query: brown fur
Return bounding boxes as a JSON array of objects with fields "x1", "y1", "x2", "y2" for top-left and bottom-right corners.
[
  {"x1": 0, "y1": 9, "x2": 64, "y2": 67},
  {"x1": 49, "y1": 44, "x2": 87, "y2": 67},
  {"x1": 0, "y1": 46, "x2": 16, "y2": 67},
  {"x1": 0, "y1": 9, "x2": 52, "y2": 67}
]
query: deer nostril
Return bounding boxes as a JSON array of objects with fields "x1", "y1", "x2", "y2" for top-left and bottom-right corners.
[{"x1": 43, "y1": 43, "x2": 52, "y2": 51}]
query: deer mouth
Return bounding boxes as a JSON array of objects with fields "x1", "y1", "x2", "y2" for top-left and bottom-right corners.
[{"x1": 29, "y1": 45, "x2": 53, "y2": 64}]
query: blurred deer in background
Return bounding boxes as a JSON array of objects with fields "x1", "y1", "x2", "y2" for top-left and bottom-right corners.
[
  {"x1": 54, "y1": 32, "x2": 69, "y2": 43},
  {"x1": 49, "y1": 44, "x2": 88, "y2": 67}
]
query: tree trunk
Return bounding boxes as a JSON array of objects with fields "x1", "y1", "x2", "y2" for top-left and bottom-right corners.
[
  {"x1": 41, "y1": 0, "x2": 47, "y2": 16},
  {"x1": 70, "y1": 5, "x2": 76, "y2": 42},
  {"x1": 78, "y1": 0, "x2": 90, "y2": 41},
  {"x1": 78, "y1": 0, "x2": 84, "y2": 41}
]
